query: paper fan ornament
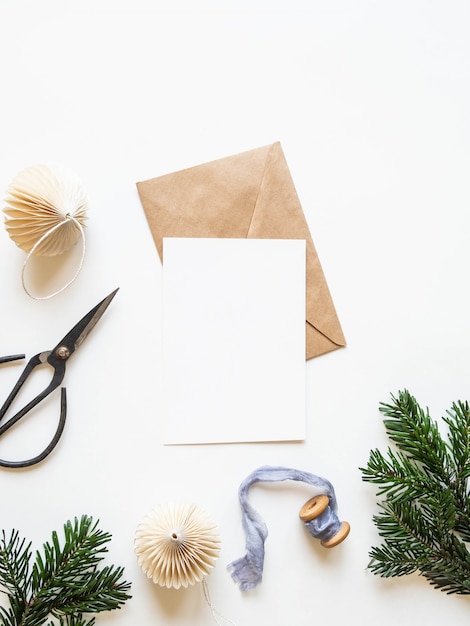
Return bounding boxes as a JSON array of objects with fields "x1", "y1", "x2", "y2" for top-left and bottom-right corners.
[
  {"x1": 135, "y1": 502, "x2": 221, "y2": 589},
  {"x1": 3, "y1": 163, "x2": 88, "y2": 297},
  {"x1": 4, "y1": 163, "x2": 88, "y2": 255}
]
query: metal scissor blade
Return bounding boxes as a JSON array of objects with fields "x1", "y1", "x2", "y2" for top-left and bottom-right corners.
[{"x1": 49, "y1": 288, "x2": 119, "y2": 360}]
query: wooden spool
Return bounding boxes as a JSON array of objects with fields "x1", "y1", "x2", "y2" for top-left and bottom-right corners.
[{"x1": 299, "y1": 494, "x2": 350, "y2": 548}]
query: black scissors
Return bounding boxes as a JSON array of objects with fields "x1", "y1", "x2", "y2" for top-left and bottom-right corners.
[{"x1": 0, "y1": 288, "x2": 118, "y2": 469}]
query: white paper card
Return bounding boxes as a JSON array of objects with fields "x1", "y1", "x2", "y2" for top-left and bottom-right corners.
[{"x1": 162, "y1": 237, "x2": 306, "y2": 444}]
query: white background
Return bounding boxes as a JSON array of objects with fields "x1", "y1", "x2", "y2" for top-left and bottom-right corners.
[{"x1": 0, "y1": 1, "x2": 469, "y2": 624}]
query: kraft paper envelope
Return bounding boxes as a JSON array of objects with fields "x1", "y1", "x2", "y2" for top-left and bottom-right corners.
[{"x1": 137, "y1": 142, "x2": 346, "y2": 359}]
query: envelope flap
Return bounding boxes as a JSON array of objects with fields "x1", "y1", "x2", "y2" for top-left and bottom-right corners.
[
  {"x1": 136, "y1": 145, "x2": 273, "y2": 261},
  {"x1": 247, "y1": 143, "x2": 346, "y2": 350}
]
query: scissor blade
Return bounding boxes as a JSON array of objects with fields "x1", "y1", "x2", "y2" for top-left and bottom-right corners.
[{"x1": 51, "y1": 288, "x2": 119, "y2": 358}]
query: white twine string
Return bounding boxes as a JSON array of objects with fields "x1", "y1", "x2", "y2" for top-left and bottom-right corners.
[
  {"x1": 21, "y1": 215, "x2": 86, "y2": 300},
  {"x1": 201, "y1": 578, "x2": 236, "y2": 626}
]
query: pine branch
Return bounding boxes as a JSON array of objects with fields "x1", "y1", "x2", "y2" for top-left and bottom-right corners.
[
  {"x1": 361, "y1": 390, "x2": 470, "y2": 595},
  {"x1": 47, "y1": 614, "x2": 96, "y2": 626},
  {"x1": 0, "y1": 531, "x2": 32, "y2": 598},
  {"x1": 46, "y1": 616, "x2": 95, "y2": 626},
  {"x1": 444, "y1": 400, "x2": 470, "y2": 480},
  {"x1": 362, "y1": 447, "x2": 437, "y2": 501},
  {"x1": 379, "y1": 391, "x2": 453, "y2": 483},
  {"x1": 0, "y1": 516, "x2": 131, "y2": 626}
]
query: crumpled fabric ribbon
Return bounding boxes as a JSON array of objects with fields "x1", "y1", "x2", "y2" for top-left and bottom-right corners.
[{"x1": 227, "y1": 465, "x2": 340, "y2": 591}]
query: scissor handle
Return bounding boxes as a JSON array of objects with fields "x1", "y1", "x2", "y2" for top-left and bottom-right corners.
[
  {"x1": 0, "y1": 354, "x2": 25, "y2": 364},
  {"x1": 0, "y1": 352, "x2": 66, "y2": 437},
  {"x1": 0, "y1": 388, "x2": 67, "y2": 469}
]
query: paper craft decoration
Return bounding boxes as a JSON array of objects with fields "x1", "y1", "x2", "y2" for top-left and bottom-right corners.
[
  {"x1": 137, "y1": 142, "x2": 345, "y2": 360},
  {"x1": 3, "y1": 163, "x2": 88, "y2": 298},
  {"x1": 134, "y1": 502, "x2": 221, "y2": 589},
  {"x1": 162, "y1": 237, "x2": 306, "y2": 444},
  {"x1": 3, "y1": 163, "x2": 88, "y2": 256}
]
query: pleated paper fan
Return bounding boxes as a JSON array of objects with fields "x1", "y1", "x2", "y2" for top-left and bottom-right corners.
[
  {"x1": 134, "y1": 502, "x2": 221, "y2": 589},
  {"x1": 3, "y1": 163, "x2": 88, "y2": 256}
]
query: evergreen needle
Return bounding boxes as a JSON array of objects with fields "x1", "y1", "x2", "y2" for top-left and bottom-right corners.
[
  {"x1": 0, "y1": 515, "x2": 131, "y2": 626},
  {"x1": 360, "y1": 390, "x2": 470, "y2": 595}
]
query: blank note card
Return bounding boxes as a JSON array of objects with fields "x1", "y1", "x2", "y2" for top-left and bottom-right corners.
[{"x1": 162, "y1": 237, "x2": 306, "y2": 444}]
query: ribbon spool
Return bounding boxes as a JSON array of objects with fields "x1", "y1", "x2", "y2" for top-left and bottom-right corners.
[
  {"x1": 3, "y1": 163, "x2": 88, "y2": 299},
  {"x1": 299, "y1": 494, "x2": 350, "y2": 548},
  {"x1": 227, "y1": 465, "x2": 350, "y2": 591}
]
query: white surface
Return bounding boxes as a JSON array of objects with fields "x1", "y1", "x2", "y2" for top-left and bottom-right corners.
[
  {"x1": 162, "y1": 237, "x2": 306, "y2": 444},
  {"x1": 0, "y1": 1, "x2": 469, "y2": 624}
]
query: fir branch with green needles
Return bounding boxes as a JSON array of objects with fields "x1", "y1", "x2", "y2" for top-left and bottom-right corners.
[
  {"x1": 360, "y1": 389, "x2": 470, "y2": 595},
  {"x1": 0, "y1": 515, "x2": 131, "y2": 626}
]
